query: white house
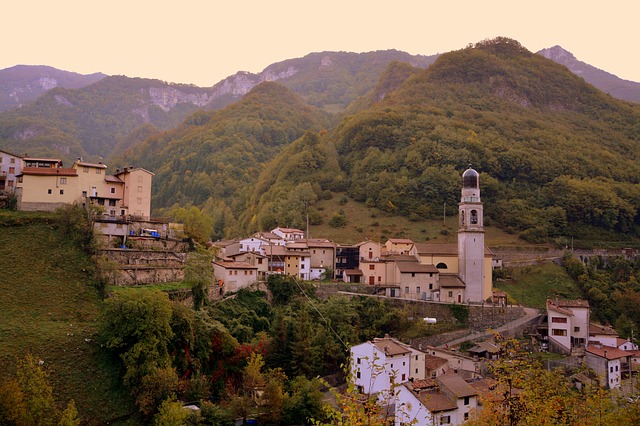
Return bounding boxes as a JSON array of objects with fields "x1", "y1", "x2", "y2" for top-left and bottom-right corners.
[
  {"x1": 351, "y1": 335, "x2": 416, "y2": 396},
  {"x1": 546, "y1": 299, "x2": 590, "y2": 354},
  {"x1": 271, "y1": 227, "x2": 304, "y2": 241},
  {"x1": 0, "y1": 149, "x2": 23, "y2": 193},
  {"x1": 238, "y1": 236, "x2": 269, "y2": 255},
  {"x1": 395, "y1": 372, "x2": 478, "y2": 426},
  {"x1": 585, "y1": 344, "x2": 631, "y2": 389}
]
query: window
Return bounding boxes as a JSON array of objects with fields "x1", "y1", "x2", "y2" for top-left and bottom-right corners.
[
  {"x1": 369, "y1": 264, "x2": 375, "y2": 270},
  {"x1": 356, "y1": 372, "x2": 361, "y2": 379},
  {"x1": 137, "y1": 185, "x2": 143, "y2": 193},
  {"x1": 244, "y1": 271, "x2": 247, "y2": 275},
  {"x1": 416, "y1": 287, "x2": 420, "y2": 293},
  {"x1": 448, "y1": 291, "x2": 453, "y2": 297},
  {"x1": 109, "y1": 200, "x2": 116, "y2": 206},
  {"x1": 401, "y1": 374, "x2": 406, "y2": 381},
  {"x1": 615, "y1": 365, "x2": 619, "y2": 372},
  {"x1": 411, "y1": 273, "x2": 415, "y2": 277},
  {"x1": 405, "y1": 287, "x2": 409, "y2": 294},
  {"x1": 59, "y1": 189, "x2": 64, "y2": 195},
  {"x1": 378, "y1": 276, "x2": 381, "y2": 282},
  {"x1": 415, "y1": 368, "x2": 418, "y2": 374},
  {"x1": 95, "y1": 168, "x2": 101, "y2": 174},
  {"x1": 110, "y1": 187, "x2": 116, "y2": 194},
  {"x1": 9, "y1": 167, "x2": 15, "y2": 174},
  {"x1": 552, "y1": 329, "x2": 567, "y2": 336},
  {"x1": 10, "y1": 158, "x2": 15, "y2": 164},
  {"x1": 436, "y1": 262, "x2": 448, "y2": 269},
  {"x1": 440, "y1": 416, "x2": 450, "y2": 425},
  {"x1": 48, "y1": 189, "x2": 52, "y2": 194},
  {"x1": 610, "y1": 366, "x2": 613, "y2": 373},
  {"x1": 429, "y1": 283, "x2": 433, "y2": 290},
  {"x1": 415, "y1": 355, "x2": 418, "y2": 360},
  {"x1": 83, "y1": 167, "x2": 89, "y2": 173},
  {"x1": 574, "y1": 327, "x2": 581, "y2": 332},
  {"x1": 470, "y1": 210, "x2": 478, "y2": 224},
  {"x1": 82, "y1": 191, "x2": 87, "y2": 197},
  {"x1": 59, "y1": 177, "x2": 67, "y2": 184},
  {"x1": 7, "y1": 180, "x2": 13, "y2": 187},
  {"x1": 403, "y1": 361, "x2": 406, "y2": 366},
  {"x1": 357, "y1": 358, "x2": 361, "y2": 365},
  {"x1": 464, "y1": 412, "x2": 469, "y2": 421},
  {"x1": 258, "y1": 258, "x2": 263, "y2": 264},
  {"x1": 551, "y1": 317, "x2": 567, "y2": 323},
  {"x1": 464, "y1": 396, "x2": 470, "y2": 405}
]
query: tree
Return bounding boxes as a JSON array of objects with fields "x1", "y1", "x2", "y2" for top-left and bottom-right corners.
[
  {"x1": 168, "y1": 205, "x2": 214, "y2": 244},
  {"x1": 100, "y1": 290, "x2": 174, "y2": 388},
  {"x1": 153, "y1": 398, "x2": 191, "y2": 426},
  {"x1": 184, "y1": 250, "x2": 215, "y2": 310},
  {"x1": 0, "y1": 354, "x2": 79, "y2": 426}
]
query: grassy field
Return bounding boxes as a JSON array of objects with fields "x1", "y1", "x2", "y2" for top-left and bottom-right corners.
[
  {"x1": 312, "y1": 193, "x2": 529, "y2": 246},
  {"x1": 494, "y1": 263, "x2": 582, "y2": 309},
  {"x1": 0, "y1": 214, "x2": 134, "y2": 424}
]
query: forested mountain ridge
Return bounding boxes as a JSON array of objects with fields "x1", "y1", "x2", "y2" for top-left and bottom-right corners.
[
  {"x1": 538, "y1": 45, "x2": 640, "y2": 103},
  {"x1": 335, "y1": 38, "x2": 640, "y2": 243},
  {"x1": 0, "y1": 51, "x2": 436, "y2": 163},
  {"x1": 0, "y1": 75, "x2": 218, "y2": 161},
  {"x1": 0, "y1": 65, "x2": 106, "y2": 111},
  {"x1": 112, "y1": 82, "x2": 331, "y2": 229}
]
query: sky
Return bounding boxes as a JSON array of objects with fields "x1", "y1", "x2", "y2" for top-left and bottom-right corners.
[{"x1": 3, "y1": 1, "x2": 640, "y2": 87}]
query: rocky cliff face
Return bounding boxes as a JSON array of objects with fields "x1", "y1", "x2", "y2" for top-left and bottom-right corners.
[{"x1": 0, "y1": 65, "x2": 106, "y2": 111}]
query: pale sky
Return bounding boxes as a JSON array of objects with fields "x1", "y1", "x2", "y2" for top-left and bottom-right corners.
[{"x1": 3, "y1": 1, "x2": 639, "y2": 87}]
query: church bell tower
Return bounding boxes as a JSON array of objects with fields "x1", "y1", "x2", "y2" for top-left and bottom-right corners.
[{"x1": 458, "y1": 166, "x2": 486, "y2": 303}]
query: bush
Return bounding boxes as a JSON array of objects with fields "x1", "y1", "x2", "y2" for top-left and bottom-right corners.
[{"x1": 328, "y1": 211, "x2": 347, "y2": 228}]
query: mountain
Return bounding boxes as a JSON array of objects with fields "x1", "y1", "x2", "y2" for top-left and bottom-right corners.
[
  {"x1": 113, "y1": 82, "x2": 331, "y2": 225},
  {"x1": 0, "y1": 51, "x2": 436, "y2": 162},
  {"x1": 538, "y1": 46, "x2": 640, "y2": 103},
  {"x1": 333, "y1": 38, "x2": 640, "y2": 243},
  {"x1": 0, "y1": 76, "x2": 219, "y2": 162},
  {"x1": 0, "y1": 65, "x2": 106, "y2": 111}
]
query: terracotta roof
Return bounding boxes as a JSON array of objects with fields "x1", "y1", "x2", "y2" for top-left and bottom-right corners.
[
  {"x1": 274, "y1": 227, "x2": 304, "y2": 233},
  {"x1": 23, "y1": 157, "x2": 58, "y2": 162},
  {"x1": 388, "y1": 238, "x2": 414, "y2": 244},
  {"x1": 397, "y1": 262, "x2": 440, "y2": 274},
  {"x1": 468, "y1": 341, "x2": 500, "y2": 354},
  {"x1": 303, "y1": 238, "x2": 336, "y2": 248},
  {"x1": 414, "y1": 243, "x2": 458, "y2": 255},
  {"x1": 439, "y1": 275, "x2": 465, "y2": 288},
  {"x1": 424, "y1": 354, "x2": 448, "y2": 371},
  {"x1": 345, "y1": 269, "x2": 363, "y2": 276},
  {"x1": 416, "y1": 390, "x2": 457, "y2": 412},
  {"x1": 373, "y1": 337, "x2": 411, "y2": 356},
  {"x1": 20, "y1": 167, "x2": 77, "y2": 176},
  {"x1": 105, "y1": 175, "x2": 124, "y2": 183},
  {"x1": 286, "y1": 242, "x2": 308, "y2": 249},
  {"x1": 115, "y1": 167, "x2": 154, "y2": 176},
  {"x1": 384, "y1": 254, "x2": 419, "y2": 262},
  {"x1": 212, "y1": 261, "x2": 257, "y2": 270},
  {"x1": 589, "y1": 323, "x2": 618, "y2": 336},
  {"x1": 468, "y1": 377, "x2": 497, "y2": 394},
  {"x1": 437, "y1": 372, "x2": 478, "y2": 398},
  {"x1": 410, "y1": 378, "x2": 438, "y2": 390},
  {"x1": 74, "y1": 161, "x2": 107, "y2": 169},
  {"x1": 228, "y1": 251, "x2": 266, "y2": 259},
  {"x1": 212, "y1": 239, "x2": 239, "y2": 248},
  {"x1": 587, "y1": 344, "x2": 630, "y2": 360},
  {"x1": 254, "y1": 231, "x2": 281, "y2": 240}
]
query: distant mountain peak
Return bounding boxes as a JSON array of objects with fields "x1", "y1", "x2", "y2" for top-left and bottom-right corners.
[{"x1": 538, "y1": 45, "x2": 577, "y2": 62}]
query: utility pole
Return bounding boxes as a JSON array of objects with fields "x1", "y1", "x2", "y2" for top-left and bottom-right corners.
[{"x1": 443, "y1": 202, "x2": 446, "y2": 225}]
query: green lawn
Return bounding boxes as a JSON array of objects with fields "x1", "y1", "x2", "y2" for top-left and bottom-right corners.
[
  {"x1": 494, "y1": 263, "x2": 582, "y2": 309},
  {"x1": 312, "y1": 193, "x2": 528, "y2": 246},
  {"x1": 0, "y1": 216, "x2": 135, "y2": 424}
]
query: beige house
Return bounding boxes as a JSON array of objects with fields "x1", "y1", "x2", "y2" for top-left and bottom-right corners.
[
  {"x1": 304, "y1": 238, "x2": 336, "y2": 279},
  {"x1": 384, "y1": 238, "x2": 414, "y2": 255},
  {"x1": 16, "y1": 159, "x2": 153, "y2": 217},
  {"x1": 212, "y1": 260, "x2": 258, "y2": 293},
  {"x1": 227, "y1": 251, "x2": 268, "y2": 281}
]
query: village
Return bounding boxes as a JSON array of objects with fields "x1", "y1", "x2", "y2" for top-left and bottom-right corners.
[{"x1": 2, "y1": 148, "x2": 640, "y2": 425}]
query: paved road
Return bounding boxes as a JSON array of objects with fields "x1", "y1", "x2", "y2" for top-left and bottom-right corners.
[{"x1": 437, "y1": 306, "x2": 542, "y2": 348}]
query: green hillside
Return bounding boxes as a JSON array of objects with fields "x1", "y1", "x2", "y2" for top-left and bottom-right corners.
[
  {"x1": 0, "y1": 76, "x2": 214, "y2": 163},
  {"x1": 0, "y1": 212, "x2": 133, "y2": 423},
  {"x1": 115, "y1": 82, "x2": 332, "y2": 221}
]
